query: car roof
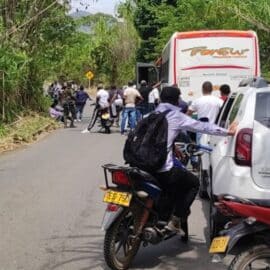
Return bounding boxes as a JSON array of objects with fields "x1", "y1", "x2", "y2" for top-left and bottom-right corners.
[{"x1": 236, "y1": 77, "x2": 270, "y2": 94}]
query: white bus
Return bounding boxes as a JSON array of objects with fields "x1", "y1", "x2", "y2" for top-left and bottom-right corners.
[{"x1": 136, "y1": 30, "x2": 260, "y2": 101}]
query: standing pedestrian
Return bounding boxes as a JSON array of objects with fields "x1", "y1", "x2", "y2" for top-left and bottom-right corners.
[
  {"x1": 219, "y1": 84, "x2": 231, "y2": 102},
  {"x1": 188, "y1": 81, "x2": 223, "y2": 124},
  {"x1": 121, "y1": 81, "x2": 143, "y2": 135},
  {"x1": 109, "y1": 85, "x2": 123, "y2": 126},
  {"x1": 136, "y1": 80, "x2": 152, "y2": 119},
  {"x1": 148, "y1": 83, "x2": 160, "y2": 112},
  {"x1": 61, "y1": 86, "x2": 76, "y2": 128},
  {"x1": 75, "y1": 85, "x2": 90, "y2": 121}
]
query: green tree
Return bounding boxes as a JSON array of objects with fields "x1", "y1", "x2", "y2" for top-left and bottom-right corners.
[{"x1": 129, "y1": 0, "x2": 270, "y2": 76}]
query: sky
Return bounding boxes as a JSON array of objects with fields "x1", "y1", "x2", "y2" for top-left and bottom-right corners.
[{"x1": 70, "y1": 0, "x2": 122, "y2": 15}]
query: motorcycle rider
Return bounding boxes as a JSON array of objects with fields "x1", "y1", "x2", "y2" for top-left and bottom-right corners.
[
  {"x1": 155, "y1": 86, "x2": 236, "y2": 236},
  {"x1": 96, "y1": 84, "x2": 111, "y2": 134}
]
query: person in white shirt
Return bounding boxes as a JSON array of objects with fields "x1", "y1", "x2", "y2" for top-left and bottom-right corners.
[
  {"x1": 96, "y1": 84, "x2": 109, "y2": 109},
  {"x1": 148, "y1": 86, "x2": 160, "y2": 112},
  {"x1": 188, "y1": 81, "x2": 223, "y2": 124}
]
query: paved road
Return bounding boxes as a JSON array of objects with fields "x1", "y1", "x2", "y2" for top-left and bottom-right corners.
[{"x1": 0, "y1": 111, "x2": 227, "y2": 270}]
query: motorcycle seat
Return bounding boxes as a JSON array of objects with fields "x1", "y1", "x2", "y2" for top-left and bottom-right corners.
[
  {"x1": 222, "y1": 194, "x2": 270, "y2": 208},
  {"x1": 129, "y1": 167, "x2": 160, "y2": 186},
  {"x1": 249, "y1": 199, "x2": 270, "y2": 208}
]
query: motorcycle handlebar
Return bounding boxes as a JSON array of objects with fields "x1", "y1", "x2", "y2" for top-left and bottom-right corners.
[{"x1": 176, "y1": 143, "x2": 213, "y2": 156}]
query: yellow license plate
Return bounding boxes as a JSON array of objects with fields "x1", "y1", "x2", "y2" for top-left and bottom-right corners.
[
  {"x1": 103, "y1": 190, "x2": 132, "y2": 207},
  {"x1": 209, "y1": 236, "x2": 230, "y2": 253}
]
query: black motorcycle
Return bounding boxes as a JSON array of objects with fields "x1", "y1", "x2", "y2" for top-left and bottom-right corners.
[
  {"x1": 100, "y1": 144, "x2": 208, "y2": 270},
  {"x1": 87, "y1": 104, "x2": 113, "y2": 134}
]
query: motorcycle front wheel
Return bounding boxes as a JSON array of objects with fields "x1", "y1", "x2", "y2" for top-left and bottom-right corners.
[
  {"x1": 104, "y1": 208, "x2": 142, "y2": 270},
  {"x1": 229, "y1": 244, "x2": 270, "y2": 270}
]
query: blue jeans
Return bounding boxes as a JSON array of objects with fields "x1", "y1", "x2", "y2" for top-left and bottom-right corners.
[{"x1": 121, "y1": 107, "x2": 136, "y2": 133}]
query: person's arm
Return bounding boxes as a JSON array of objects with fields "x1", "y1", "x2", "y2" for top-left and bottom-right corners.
[
  {"x1": 153, "y1": 81, "x2": 161, "y2": 88},
  {"x1": 136, "y1": 89, "x2": 143, "y2": 101},
  {"x1": 174, "y1": 111, "x2": 234, "y2": 136},
  {"x1": 187, "y1": 100, "x2": 197, "y2": 116},
  {"x1": 85, "y1": 92, "x2": 92, "y2": 101},
  {"x1": 153, "y1": 88, "x2": 160, "y2": 104}
]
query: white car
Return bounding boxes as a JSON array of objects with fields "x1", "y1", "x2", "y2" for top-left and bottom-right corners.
[{"x1": 201, "y1": 77, "x2": 270, "y2": 237}]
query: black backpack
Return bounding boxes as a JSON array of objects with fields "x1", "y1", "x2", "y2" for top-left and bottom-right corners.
[{"x1": 123, "y1": 110, "x2": 170, "y2": 172}]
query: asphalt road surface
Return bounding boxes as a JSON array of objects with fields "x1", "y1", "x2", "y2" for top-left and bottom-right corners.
[{"x1": 0, "y1": 110, "x2": 228, "y2": 270}]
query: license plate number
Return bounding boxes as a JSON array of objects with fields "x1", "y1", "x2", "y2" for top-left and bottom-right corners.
[
  {"x1": 103, "y1": 190, "x2": 132, "y2": 207},
  {"x1": 209, "y1": 236, "x2": 230, "y2": 253}
]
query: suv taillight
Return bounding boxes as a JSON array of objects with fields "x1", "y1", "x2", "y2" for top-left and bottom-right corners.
[
  {"x1": 112, "y1": 171, "x2": 130, "y2": 186},
  {"x1": 235, "y1": 128, "x2": 253, "y2": 166}
]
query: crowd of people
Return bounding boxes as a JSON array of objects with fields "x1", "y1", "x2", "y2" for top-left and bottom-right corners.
[
  {"x1": 48, "y1": 81, "x2": 91, "y2": 128},
  {"x1": 48, "y1": 79, "x2": 231, "y2": 137},
  {"x1": 47, "y1": 78, "x2": 233, "y2": 235}
]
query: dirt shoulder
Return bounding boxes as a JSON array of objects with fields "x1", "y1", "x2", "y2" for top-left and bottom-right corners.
[{"x1": 0, "y1": 114, "x2": 59, "y2": 154}]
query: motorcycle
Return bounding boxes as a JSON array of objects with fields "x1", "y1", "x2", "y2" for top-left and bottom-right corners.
[
  {"x1": 100, "y1": 144, "x2": 209, "y2": 270},
  {"x1": 86, "y1": 104, "x2": 113, "y2": 134},
  {"x1": 209, "y1": 195, "x2": 270, "y2": 270}
]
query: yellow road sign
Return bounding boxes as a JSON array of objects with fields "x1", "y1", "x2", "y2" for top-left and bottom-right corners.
[{"x1": 86, "y1": 71, "x2": 94, "y2": 80}]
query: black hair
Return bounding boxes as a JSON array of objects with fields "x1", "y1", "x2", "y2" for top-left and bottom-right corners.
[
  {"x1": 202, "y1": 81, "x2": 213, "y2": 94},
  {"x1": 160, "y1": 86, "x2": 180, "y2": 105},
  {"x1": 128, "y1": 81, "x2": 133, "y2": 87},
  {"x1": 220, "y1": 84, "x2": 231, "y2": 96},
  {"x1": 111, "y1": 85, "x2": 117, "y2": 90}
]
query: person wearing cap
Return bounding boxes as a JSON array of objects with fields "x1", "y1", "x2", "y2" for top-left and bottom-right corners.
[{"x1": 154, "y1": 86, "x2": 236, "y2": 237}]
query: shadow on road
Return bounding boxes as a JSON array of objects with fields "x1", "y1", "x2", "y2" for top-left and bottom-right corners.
[
  {"x1": 41, "y1": 225, "x2": 107, "y2": 270},
  {"x1": 132, "y1": 235, "x2": 225, "y2": 270}
]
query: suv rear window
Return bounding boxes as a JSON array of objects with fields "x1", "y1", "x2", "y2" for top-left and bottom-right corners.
[{"x1": 255, "y1": 92, "x2": 270, "y2": 128}]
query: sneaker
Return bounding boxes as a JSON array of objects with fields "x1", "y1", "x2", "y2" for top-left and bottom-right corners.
[
  {"x1": 81, "y1": 129, "x2": 90, "y2": 134},
  {"x1": 165, "y1": 216, "x2": 183, "y2": 234},
  {"x1": 78, "y1": 119, "x2": 82, "y2": 122}
]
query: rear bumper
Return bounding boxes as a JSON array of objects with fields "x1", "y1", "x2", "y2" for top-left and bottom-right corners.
[{"x1": 212, "y1": 158, "x2": 270, "y2": 200}]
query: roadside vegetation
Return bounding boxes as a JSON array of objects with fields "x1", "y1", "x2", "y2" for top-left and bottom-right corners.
[
  {"x1": 125, "y1": 0, "x2": 270, "y2": 77},
  {"x1": 0, "y1": 113, "x2": 59, "y2": 153},
  {"x1": 0, "y1": 0, "x2": 270, "y2": 145}
]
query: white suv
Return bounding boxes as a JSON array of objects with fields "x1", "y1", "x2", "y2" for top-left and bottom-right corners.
[{"x1": 202, "y1": 77, "x2": 270, "y2": 236}]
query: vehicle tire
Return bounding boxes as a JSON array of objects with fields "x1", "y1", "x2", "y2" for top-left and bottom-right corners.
[
  {"x1": 104, "y1": 208, "x2": 142, "y2": 270},
  {"x1": 229, "y1": 244, "x2": 270, "y2": 270},
  {"x1": 209, "y1": 200, "x2": 218, "y2": 240},
  {"x1": 198, "y1": 158, "x2": 209, "y2": 199}
]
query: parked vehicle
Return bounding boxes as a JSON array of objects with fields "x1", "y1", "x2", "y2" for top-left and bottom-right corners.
[
  {"x1": 136, "y1": 30, "x2": 260, "y2": 102},
  {"x1": 209, "y1": 194, "x2": 270, "y2": 270},
  {"x1": 202, "y1": 77, "x2": 270, "y2": 238},
  {"x1": 100, "y1": 144, "x2": 206, "y2": 270}
]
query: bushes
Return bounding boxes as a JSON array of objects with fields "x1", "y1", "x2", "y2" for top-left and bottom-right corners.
[{"x1": 0, "y1": 114, "x2": 59, "y2": 153}]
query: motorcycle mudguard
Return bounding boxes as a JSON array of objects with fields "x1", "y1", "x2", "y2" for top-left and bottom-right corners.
[
  {"x1": 224, "y1": 221, "x2": 268, "y2": 253},
  {"x1": 101, "y1": 206, "x2": 124, "y2": 231}
]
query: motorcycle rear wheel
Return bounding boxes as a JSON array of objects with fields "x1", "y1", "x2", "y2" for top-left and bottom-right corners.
[
  {"x1": 229, "y1": 244, "x2": 270, "y2": 270},
  {"x1": 104, "y1": 208, "x2": 141, "y2": 270}
]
